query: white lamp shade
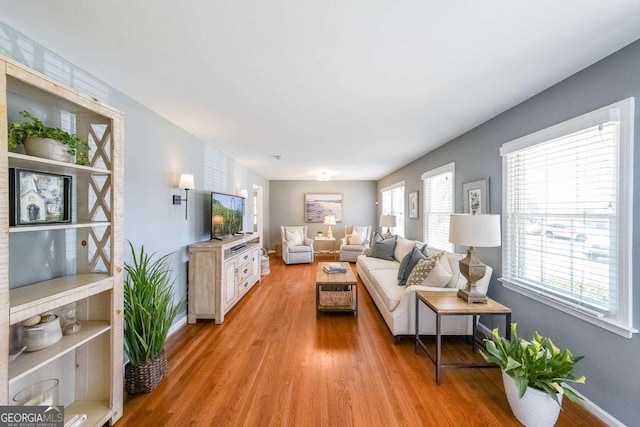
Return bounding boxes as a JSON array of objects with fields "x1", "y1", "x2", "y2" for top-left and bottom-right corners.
[
  {"x1": 323, "y1": 215, "x2": 336, "y2": 225},
  {"x1": 178, "y1": 174, "x2": 195, "y2": 190},
  {"x1": 380, "y1": 215, "x2": 397, "y2": 227},
  {"x1": 449, "y1": 214, "x2": 501, "y2": 247}
]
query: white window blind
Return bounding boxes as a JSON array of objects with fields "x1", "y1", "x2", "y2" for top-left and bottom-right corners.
[
  {"x1": 381, "y1": 182, "x2": 405, "y2": 237},
  {"x1": 422, "y1": 163, "x2": 454, "y2": 251},
  {"x1": 501, "y1": 98, "x2": 636, "y2": 338}
]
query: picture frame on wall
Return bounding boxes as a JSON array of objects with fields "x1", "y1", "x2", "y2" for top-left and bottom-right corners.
[
  {"x1": 408, "y1": 191, "x2": 419, "y2": 219},
  {"x1": 9, "y1": 168, "x2": 72, "y2": 226},
  {"x1": 462, "y1": 178, "x2": 489, "y2": 214},
  {"x1": 305, "y1": 193, "x2": 343, "y2": 223}
]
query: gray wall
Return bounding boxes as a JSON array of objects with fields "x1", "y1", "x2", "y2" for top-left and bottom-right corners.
[
  {"x1": 379, "y1": 40, "x2": 640, "y2": 425},
  {"x1": 1, "y1": 22, "x2": 270, "y2": 326},
  {"x1": 268, "y1": 180, "x2": 377, "y2": 250}
]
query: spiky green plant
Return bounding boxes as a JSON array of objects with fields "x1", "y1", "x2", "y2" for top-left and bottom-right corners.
[
  {"x1": 8, "y1": 111, "x2": 91, "y2": 165},
  {"x1": 124, "y1": 242, "x2": 184, "y2": 367},
  {"x1": 480, "y1": 323, "x2": 586, "y2": 405}
]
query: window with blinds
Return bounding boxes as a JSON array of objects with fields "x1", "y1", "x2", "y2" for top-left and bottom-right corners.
[
  {"x1": 422, "y1": 163, "x2": 454, "y2": 251},
  {"x1": 381, "y1": 182, "x2": 405, "y2": 237},
  {"x1": 501, "y1": 98, "x2": 636, "y2": 338}
]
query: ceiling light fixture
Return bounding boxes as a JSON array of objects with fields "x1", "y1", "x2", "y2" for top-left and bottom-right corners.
[
  {"x1": 316, "y1": 171, "x2": 331, "y2": 181},
  {"x1": 273, "y1": 155, "x2": 284, "y2": 160}
]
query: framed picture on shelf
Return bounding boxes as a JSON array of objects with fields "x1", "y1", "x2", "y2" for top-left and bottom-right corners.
[
  {"x1": 408, "y1": 191, "x2": 419, "y2": 219},
  {"x1": 9, "y1": 168, "x2": 72, "y2": 226},
  {"x1": 305, "y1": 193, "x2": 343, "y2": 223},
  {"x1": 462, "y1": 178, "x2": 489, "y2": 214}
]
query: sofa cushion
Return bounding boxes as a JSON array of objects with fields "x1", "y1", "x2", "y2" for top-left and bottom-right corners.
[
  {"x1": 368, "y1": 269, "x2": 405, "y2": 311},
  {"x1": 358, "y1": 255, "x2": 399, "y2": 271},
  {"x1": 368, "y1": 233, "x2": 397, "y2": 261},
  {"x1": 397, "y1": 247, "x2": 427, "y2": 286},
  {"x1": 394, "y1": 237, "x2": 415, "y2": 263},
  {"x1": 407, "y1": 252, "x2": 445, "y2": 286}
]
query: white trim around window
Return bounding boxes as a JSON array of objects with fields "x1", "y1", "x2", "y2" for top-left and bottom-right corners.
[
  {"x1": 421, "y1": 162, "x2": 455, "y2": 252},
  {"x1": 500, "y1": 97, "x2": 637, "y2": 338}
]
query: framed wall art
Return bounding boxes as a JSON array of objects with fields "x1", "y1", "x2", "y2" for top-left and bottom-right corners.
[
  {"x1": 9, "y1": 168, "x2": 72, "y2": 226},
  {"x1": 462, "y1": 178, "x2": 489, "y2": 214},
  {"x1": 408, "y1": 191, "x2": 419, "y2": 219},
  {"x1": 304, "y1": 193, "x2": 342, "y2": 223}
]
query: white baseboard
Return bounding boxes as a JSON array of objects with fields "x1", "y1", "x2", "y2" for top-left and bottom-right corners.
[
  {"x1": 477, "y1": 321, "x2": 625, "y2": 427},
  {"x1": 168, "y1": 314, "x2": 187, "y2": 337}
]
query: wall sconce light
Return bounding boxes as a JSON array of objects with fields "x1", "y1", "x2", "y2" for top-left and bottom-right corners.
[{"x1": 172, "y1": 173, "x2": 195, "y2": 220}]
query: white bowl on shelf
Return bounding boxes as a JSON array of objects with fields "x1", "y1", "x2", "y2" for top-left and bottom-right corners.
[{"x1": 23, "y1": 315, "x2": 63, "y2": 352}]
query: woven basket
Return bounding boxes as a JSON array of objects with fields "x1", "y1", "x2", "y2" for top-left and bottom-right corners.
[
  {"x1": 319, "y1": 291, "x2": 352, "y2": 307},
  {"x1": 125, "y1": 352, "x2": 168, "y2": 394}
]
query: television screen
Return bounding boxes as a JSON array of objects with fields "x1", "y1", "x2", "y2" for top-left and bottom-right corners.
[{"x1": 211, "y1": 192, "x2": 245, "y2": 239}]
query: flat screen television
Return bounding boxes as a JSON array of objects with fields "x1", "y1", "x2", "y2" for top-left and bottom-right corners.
[{"x1": 211, "y1": 192, "x2": 245, "y2": 239}]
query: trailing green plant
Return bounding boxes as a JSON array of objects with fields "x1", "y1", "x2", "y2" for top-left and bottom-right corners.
[
  {"x1": 124, "y1": 242, "x2": 184, "y2": 367},
  {"x1": 480, "y1": 323, "x2": 586, "y2": 405},
  {"x1": 8, "y1": 111, "x2": 91, "y2": 165}
]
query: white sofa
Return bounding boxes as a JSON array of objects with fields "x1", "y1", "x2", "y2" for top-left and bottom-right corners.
[{"x1": 356, "y1": 237, "x2": 492, "y2": 342}]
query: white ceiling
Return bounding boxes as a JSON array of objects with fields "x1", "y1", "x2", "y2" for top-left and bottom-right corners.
[{"x1": 2, "y1": 1, "x2": 640, "y2": 180}]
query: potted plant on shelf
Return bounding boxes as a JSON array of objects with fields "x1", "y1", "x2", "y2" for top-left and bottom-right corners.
[
  {"x1": 8, "y1": 111, "x2": 91, "y2": 165},
  {"x1": 124, "y1": 242, "x2": 184, "y2": 394},
  {"x1": 480, "y1": 323, "x2": 586, "y2": 427}
]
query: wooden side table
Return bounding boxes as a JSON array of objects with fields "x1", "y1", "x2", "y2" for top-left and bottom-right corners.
[
  {"x1": 415, "y1": 291, "x2": 511, "y2": 384},
  {"x1": 314, "y1": 236, "x2": 337, "y2": 260}
]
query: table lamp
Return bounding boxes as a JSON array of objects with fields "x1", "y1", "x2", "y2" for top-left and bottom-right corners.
[
  {"x1": 324, "y1": 215, "x2": 336, "y2": 238},
  {"x1": 448, "y1": 214, "x2": 501, "y2": 304},
  {"x1": 380, "y1": 215, "x2": 397, "y2": 238}
]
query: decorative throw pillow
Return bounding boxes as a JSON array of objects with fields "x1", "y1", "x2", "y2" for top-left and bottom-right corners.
[
  {"x1": 397, "y1": 247, "x2": 427, "y2": 286},
  {"x1": 406, "y1": 252, "x2": 445, "y2": 286},
  {"x1": 423, "y1": 256, "x2": 453, "y2": 288},
  {"x1": 368, "y1": 233, "x2": 397, "y2": 261},
  {"x1": 350, "y1": 229, "x2": 364, "y2": 245},
  {"x1": 394, "y1": 237, "x2": 415, "y2": 263},
  {"x1": 285, "y1": 230, "x2": 302, "y2": 246}
]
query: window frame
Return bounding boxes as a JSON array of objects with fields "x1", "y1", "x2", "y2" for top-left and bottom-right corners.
[
  {"x1": 500, "y1": 97, "x2": 636, "y2": 338},
  {"x1": 421, "y1": 162, "x2": 455, "y2": 252},
  {"x1": 381, "y1": 181, "x2": 405, "y2": 237}
]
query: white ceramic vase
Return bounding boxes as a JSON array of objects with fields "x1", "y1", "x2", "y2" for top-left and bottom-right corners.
[
  {"x1": 24, "y1": 137, "x2": 74, "y2": 163},
  {"x1": 502, "y1": 370, "x2": 562, "y2": 427}
]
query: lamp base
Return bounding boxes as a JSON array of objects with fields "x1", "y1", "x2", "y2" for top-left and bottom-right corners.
[
  {"x1": 383, "y1": 227, "x2": 393, "y2": 239},
  {"x1": 457, "y1": 288, "x2": 488, "y2": 304}
]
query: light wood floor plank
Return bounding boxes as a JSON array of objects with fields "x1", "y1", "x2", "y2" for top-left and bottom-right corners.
[{"x1": 120, "y1": 258, "x2": 603, "y2": 426}]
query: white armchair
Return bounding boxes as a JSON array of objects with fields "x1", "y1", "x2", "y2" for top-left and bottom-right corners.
[
  {"x1": 340, "y1": 225, "x2": 371, "y2": 262},
  {"x1": 280, "y1": 226, "x2": 315, "y2": 265}
]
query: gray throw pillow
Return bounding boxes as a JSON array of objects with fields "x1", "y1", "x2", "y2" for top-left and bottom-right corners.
[
  {"x1": 397, "y1": 246, "x2": 427, "y2": 285},
  {"x1": 368, "y1": 233, "x2": 397, "y2": 261}
]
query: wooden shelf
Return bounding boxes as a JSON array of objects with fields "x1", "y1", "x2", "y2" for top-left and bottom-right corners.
[
  {"x1": 64, "y1": 400, "x2": 112, "y2": 427},
  {"x1": 8, "y1": 152, "x2": 111, "y2": 176},
  {"x1": 10, "y1": 274, "x2": 112, "y2": 325},
  {"x1": 9, "y1": 321, "x2": 110, "y2": 382},
  {"x1": 9, "y1": 221, "x2": 110, "y2": 233}
]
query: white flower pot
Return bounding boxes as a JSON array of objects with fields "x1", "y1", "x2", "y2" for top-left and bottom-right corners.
[
  {"x1": 24, "y1": 137, "x2": 74, "y2": 163},
  {"x1": 502, "y1": 370, "x2": 562, "y2": 427}
]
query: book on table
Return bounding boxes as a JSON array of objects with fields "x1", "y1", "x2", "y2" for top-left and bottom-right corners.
[{"x1": 323, "y1": 266, "x2": 347, "y2": 274}]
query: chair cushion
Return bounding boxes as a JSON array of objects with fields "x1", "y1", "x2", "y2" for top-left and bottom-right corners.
[
  {"x1": 288, "y1": 245, "x2": 311, "y2": 253},
  {"x1": 397, "y1": 247, "x2": 427, "y2": 286},
  {"x1": 286, "y1": 230, "x2": 302, "y2": 246},
  {"x1": 350, "y1": 228, "x2": 364, "y2": 245},
  {"x1": 368, "y1": 233, "x2": 397, "y2": 261},
  {"x1": 342, "y1": 244, "x2": 364, "y2": 252}
]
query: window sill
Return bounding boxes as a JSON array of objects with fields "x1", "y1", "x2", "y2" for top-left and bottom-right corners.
[{"x1": 499, "y1": 278, "x2": 638, "y2": 339}]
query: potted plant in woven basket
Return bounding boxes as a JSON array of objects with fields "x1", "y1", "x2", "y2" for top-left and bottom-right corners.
[
  {"x1": 8, "y1": 111, "x2": 91, "y2": 165},
  {"x1": 124, "y1": 242, "x2": 184, "y2": 394},
  {"x1": 480, "y1": 323, "x2": 586, "y2": 427}
]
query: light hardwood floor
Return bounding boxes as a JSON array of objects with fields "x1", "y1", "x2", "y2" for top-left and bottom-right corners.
[{"x1": 120, "y1": 258, "x2": 602, "y2": 426}]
